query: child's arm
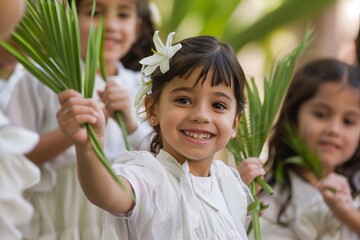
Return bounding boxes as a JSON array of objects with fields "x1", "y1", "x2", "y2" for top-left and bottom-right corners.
[
  {"x1": 98, "y1": 80, "x2": 138, "y2": 134},
  {"x1": 57, "y1": 90, "x2": 135, "y2": 214},
  {"x1": 25, "y1": 129, "x2": 72, "y2": 166},
  {"x1": 237, "y1": 157, "x2": 265, "y2": 186},
  {"x1": 318, "y1": 172, "x2": 360, "y2": 235}
]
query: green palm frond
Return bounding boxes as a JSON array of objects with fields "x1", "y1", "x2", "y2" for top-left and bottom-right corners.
[
  {"x1": 0, "y1": 0, "x2": 133, "y2": 199},
  {"x1": 227, "y1": 28, "x2": 313, "y2": 240},
  {"x1": 275, "y1": 123, "x2": 322, "y2": 183}
]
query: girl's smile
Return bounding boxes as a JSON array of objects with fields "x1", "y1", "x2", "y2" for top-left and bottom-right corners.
[
  {"x1": 103, "y1": 35, "x2": 121, "y2": 49},
  {"x1": 182, "y1": 129, "x2": 214, "y2": 142},
  {"x1": 318, "y1": 139, "x2": 341, "y2": 152}
]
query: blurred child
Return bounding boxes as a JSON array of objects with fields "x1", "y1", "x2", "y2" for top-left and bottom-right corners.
[
  {"x1": 0, "y1": 1, "x2": 40, "y2": 239},
  {"x1": 5, "y1": 0, "x2": 155, "y2": 239},
  {"x1": 239, "y1": 58, "x2": 360, "y2": 239},
  {"x1": 56, "y1": 33, "x2": 252, "y2": 239}
]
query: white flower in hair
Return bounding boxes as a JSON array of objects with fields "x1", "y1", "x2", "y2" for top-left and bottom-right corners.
[
  {"x1": 135, "y1": 31, "x2": 182, "y2": 111},
  {"x1": 139, "y1": 30, "x2": 182, "y2": 76}
]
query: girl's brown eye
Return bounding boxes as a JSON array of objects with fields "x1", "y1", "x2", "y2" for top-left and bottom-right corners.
[
  {"x1": 344, "y1": 118, "x2": 356, "y2": 126},
  {"x1": 175, "y1": 97, "x2": 191, "y2": 105},
  {"x1": 212, "y1": 102, "x2": 226, "y2": 110},
  {"x1": 118, "y1": 13, "x2": 131, "y2": 18},
  {"x1": 312, "y1": 110, "x2": 326, "y2": 119}
]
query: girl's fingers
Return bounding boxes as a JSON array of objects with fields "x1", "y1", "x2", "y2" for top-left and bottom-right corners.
[
  {"x1": 101, "y1": 81, "x2": 129, "y2": 108},
  {"x1": 318, "y1": 173, "x2": 350, "y2": 194},
  {"x1": 58, "y1": 89, "x2": 81, "y2": 105},
  {"x1": 242, "y1": 168, "x2": 266, "y2": 185},
  {"x1": 60, "y1": 105, "x2": 99, "y2": 124},
  {"x1": 57, "y1": 99, "x2": 99, "y2": 120},
  {"x1": 318, "y1": 173, "x2": 353, "y2": 210},
  {"x1": 238, "y1": 158, "x2": 264, "y2": 175},
  {"x1": 323, "y1": 187, "x2": 353, "y2": 209},
  {"x1": 238, "y1": 158, "x2": 265, "y2": 185}
]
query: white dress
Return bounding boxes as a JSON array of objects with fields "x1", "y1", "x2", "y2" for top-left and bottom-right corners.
[
  {"x1": 103, "y1": 150, "x2": 252, "y2": 240},
  {"x1": 5, "y1": 63, "x2": 152, "y2": 240},
  {"x1": 253, "y1": 171, "x2": 360, "y2": 240},
  {"x1": 0, "y1": 111, "x2": 40, "y2": 240}
]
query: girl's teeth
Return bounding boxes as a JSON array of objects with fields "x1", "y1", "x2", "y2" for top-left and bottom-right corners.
[{"x1": 184, "y1": 131, "x2": 211, "y2": 139}]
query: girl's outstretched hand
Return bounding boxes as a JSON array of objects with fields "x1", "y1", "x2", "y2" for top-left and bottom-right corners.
[
  {"x1": 317, "y1": 172, "x2": 353, "y2": 211},
  {"x1": 98, "y1": 80, "x2": 138, "y2": 134},
  {"x1": 57, "y1": 89, "x2": 105, "y2": 145},
  {"x1": 238, "y1": 157, "x2": 266, "y2": 186}
]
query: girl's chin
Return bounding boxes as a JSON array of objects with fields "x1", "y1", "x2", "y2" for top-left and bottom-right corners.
[{"x1": 102, "y1": 55, "x2": 122, "y2": 65}]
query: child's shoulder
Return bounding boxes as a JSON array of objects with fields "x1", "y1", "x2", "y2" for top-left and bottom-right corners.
[
  {"x1": 113, "y1": 150, "x2": 156, "y2": 165},
  {"x1": 212, "y1": 160, "x2": 239, "y2": 177}
]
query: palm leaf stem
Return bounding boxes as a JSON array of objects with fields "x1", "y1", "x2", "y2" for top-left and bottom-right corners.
[
  {"x1": 227, "y1": 28, "x2": 313, "y2": 240},
  {"x1": 97, "y1": 18, "x2": 132, "y2": 151}
]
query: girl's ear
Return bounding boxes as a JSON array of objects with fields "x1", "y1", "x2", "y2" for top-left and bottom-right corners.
[
  {"x1": 231, "y1": 113, "x2": 242, "y2": 138},
  {"x1": 145, "y1": 96, "x2": 159, "y2": 126}
]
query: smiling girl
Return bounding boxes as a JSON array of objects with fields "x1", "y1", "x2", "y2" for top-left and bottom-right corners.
[
  {"x1": 57, "y1": 33, "x2": 252, "y2": 239},
  {"x1": 240, "y1": 58, "x2": 360, "y2": 239}
]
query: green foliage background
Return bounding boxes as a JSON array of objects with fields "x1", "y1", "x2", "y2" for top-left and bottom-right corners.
[{"x1": 153, "y1": 0, "x2": 335, "y2": 58}]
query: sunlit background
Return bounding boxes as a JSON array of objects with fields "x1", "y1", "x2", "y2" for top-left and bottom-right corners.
[{"x1": 152, "y1": 0, "x2": 359, "y2": 79}]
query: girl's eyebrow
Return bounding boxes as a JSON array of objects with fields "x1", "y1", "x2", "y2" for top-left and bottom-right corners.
[
  {"x1": 169, "y1": 87, "x2": 193, "y2": 95},
  {"x1": 345, "y1": 109, "x2": 360, "y2": 119},
  {"x1": 170, "y1": 87, "x2": 233, "y2": 102},
  {"x1": 214, "y1": 92, "x2": 233, "y2": 102}
]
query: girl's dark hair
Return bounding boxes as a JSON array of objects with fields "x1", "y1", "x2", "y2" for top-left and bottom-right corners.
[
  {"x1": 265, "y1": 58, "x2": 360, "y2": 225},
  {"x1": 147, "y1": 35, "x2": 246, "y2": 154},
  {"x1": 68, "y1": 0, "x2": 155, "y2": 71}
]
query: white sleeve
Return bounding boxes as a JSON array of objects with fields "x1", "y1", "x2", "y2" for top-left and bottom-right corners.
[{"x1": 5, "y1": 72, "x2": 59, "y2": 133}]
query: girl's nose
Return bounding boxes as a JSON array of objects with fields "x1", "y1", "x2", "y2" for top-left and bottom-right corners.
[
  {"x1": 189, "y1": 105, "x2": 211, "y2": 123},
  {"x1": 325, "y1": 118, "x2": 341, "y2": 136},
  {"x1": 103, "y1": 13, "x2": 119, "y2": 31}
]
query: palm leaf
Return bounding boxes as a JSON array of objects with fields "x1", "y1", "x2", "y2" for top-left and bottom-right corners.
[
  {"x1": 0, "y1": 0, "x2": 133, "y2": 199},
  {"x1": 227, "y1": 28, "x2": 313, "y2": 240},
  {"x1": 275, "y1": 123, "x2": 322, "y2": 183}
]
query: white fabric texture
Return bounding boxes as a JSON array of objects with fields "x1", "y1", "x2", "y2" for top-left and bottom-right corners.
[
  {"x1": 103, "y1": 150, "x2": 251, "y2": 240},
  {"x1": 252, "y1": 171, "x2": 360, "y2": 240},
  {"x1": 5, "y1": 63, "x2": 152, "y2": 240},
  {"x1": 0, "y1": 63, "x2": 25, "y2": 112},
  {"x1": 0, "y1": 111, "x2": 40, "y2": 240}
]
